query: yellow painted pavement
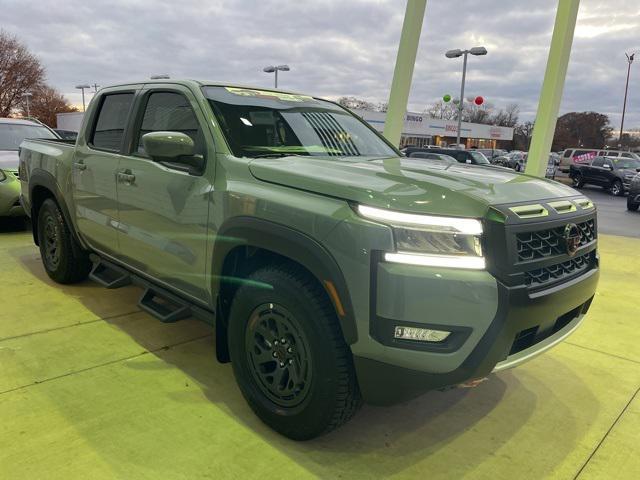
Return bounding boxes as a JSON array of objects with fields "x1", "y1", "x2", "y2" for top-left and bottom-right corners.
[{"x1": 0, "y1": 228, "x2": 638, "y2": 479}]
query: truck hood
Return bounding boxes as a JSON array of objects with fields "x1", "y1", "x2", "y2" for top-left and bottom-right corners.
[
  {"x1": 0, "y1": 150, "x2": 19, "y2": 171},
  {"x1": 249, "y1": 156, "x2": 579, "y2": 217}
]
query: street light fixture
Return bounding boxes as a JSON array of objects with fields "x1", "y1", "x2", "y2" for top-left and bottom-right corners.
[
  {"x1": 21, "y1": 92, "x2": 33, "y2": 118},
  {"x1": 75, "y1": 84, "x2": 91, "y2": 111},
  {"x1": 445, "y1": 46, "x2": 488, "y2": 147},
  {"x1": 619, "y1": 52, "x2": 635, "y2": 145},
  {"x1": 263, "y1": 64, "x2": 290, "y2": 88},
  {"x1": 150, "y1": 74, "x2": 170, "y2": 80}
]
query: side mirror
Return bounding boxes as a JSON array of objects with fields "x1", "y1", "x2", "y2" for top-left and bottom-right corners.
[
  {"x1": 142, "y1": 131, "x2": 195, "y2": 159},
  {"x1": 142, "y1": 131, "x2": 204, "y2": 174},
  {"x1": 465, "y1": 159, "x2": 472, "y2": 164}
]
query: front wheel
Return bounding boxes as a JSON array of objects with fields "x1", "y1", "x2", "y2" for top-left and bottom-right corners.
[
  {"x1": 37, "y1": 198, "x2": 91, "y2": 283},
  {"x1": 228, "y1": 264, "x2": 361, "y2": 440},
  {"x1": 610, "y1": 179, "x2": 624, "y2": 196},
  {"x1": 628, "y1": 195, "x2": 639, "y2": 211}
]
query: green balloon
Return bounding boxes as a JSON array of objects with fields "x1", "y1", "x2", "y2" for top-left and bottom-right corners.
[{"x1": 443, "y1": 94, "x2": 451, "y2": 102}]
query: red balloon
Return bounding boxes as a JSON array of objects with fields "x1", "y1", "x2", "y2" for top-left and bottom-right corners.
[{"x1": 474, "y1": 96, "x2": 484, "y2": 105}]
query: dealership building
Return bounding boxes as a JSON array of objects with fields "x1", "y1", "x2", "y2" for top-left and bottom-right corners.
[{"x1": 353, "y1": 109, "x2": 514, "y2": 149}]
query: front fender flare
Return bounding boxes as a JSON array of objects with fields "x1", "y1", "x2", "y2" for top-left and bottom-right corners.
[{"x1": 212, "y1": 216, "x2": 357, "y2": 345}]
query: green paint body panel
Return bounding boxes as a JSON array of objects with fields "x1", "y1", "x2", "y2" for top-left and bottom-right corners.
[
  {"x1": 18, "y1": 79, "x2": 599, "y2": 402},
  {"x1": 0, "y1": 168, "x2": 23, "y2": 216}
]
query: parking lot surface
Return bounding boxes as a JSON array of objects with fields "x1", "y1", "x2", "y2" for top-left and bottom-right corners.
[
  {"x1": 1, "y1": 215, "x2": 639, "y2": 479},
  {"x1": 554, "y1": 176, "x2": 640, "y2": 238}
]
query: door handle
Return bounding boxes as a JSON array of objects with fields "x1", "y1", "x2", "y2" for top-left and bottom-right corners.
[{"x1": 73, "y1": 162, "x2": 87, "y2": 171}]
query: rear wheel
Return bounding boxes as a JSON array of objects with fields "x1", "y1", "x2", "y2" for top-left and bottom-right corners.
[
  {"x1": 628, "y1": 196, "x2": 639, "y2": 211},
  {"x1": 228, "y1": 264, "x2": 361, "y2": 440},
  {"x1": 37, "y1": 198, "x2": 91, "y2": 283},
  {"x1": 572, "y1": 172, "x2": 584, "y2": 188},
  {"x1": 610, "y1": 179, "x2": 624, "y2": 196}
]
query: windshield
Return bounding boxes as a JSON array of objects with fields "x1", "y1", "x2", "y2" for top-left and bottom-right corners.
[
  {"x1": 613, "y1": 158, "x2": 640, "y2": 170},
  {"x1": 203, "y1": 86, "x2": 397, "y2": 159},
  {"x1": 469, "y1": 151, "x2": 490, "y2": 164},
  {"x1": 0, "y1": 124, "x2": 57, "y2": 151}
]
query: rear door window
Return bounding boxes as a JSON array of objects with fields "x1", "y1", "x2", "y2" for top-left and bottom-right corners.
[
  {"x1": 91, "y1": 93, "x2": 134, "y2": 152},
  {"x1": 591, "y1": 157, "x2": 604, "y2": 167}
]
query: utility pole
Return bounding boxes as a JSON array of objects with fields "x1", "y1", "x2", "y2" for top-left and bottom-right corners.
[
  {"x1": 75, "y1": 84, "x2": 91, "y2": 111},
  {"x1": 22, "y1": 92, "x2": 33, "y2": 118},
  {"x1": 619, "y1": 52, "x2": 635, "y2": 145},
  {"x1": 92, "y1": 83, "x2": 100, "y2": 93}
]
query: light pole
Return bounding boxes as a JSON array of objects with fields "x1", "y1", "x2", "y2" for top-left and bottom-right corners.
[
  {"x1": 22, "y1": 92, "x2": 33, "y2": 118},
  {"x1": 619, "y1": 52, "x2": 635, "y2": 145},
  {"x1": 263, "y1": 65, "x2": 290, "y2": 88},
  {"x1": 150, "y1": 74, "x2": 170, "y2": 80},
  {"x1": 445, "y1": 46, "x2": 487, "y2": 148},
  {"x1": 75, "y1": 84, "x2": 91, "y2": 111}
]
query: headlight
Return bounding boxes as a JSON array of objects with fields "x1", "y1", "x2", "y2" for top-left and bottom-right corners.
[
  {"x1": 0, "y1": 169, "x2": 6, "y2": 182},
  {"x1": 357, "y1": 205, "x2": 485, "y2": 269}
]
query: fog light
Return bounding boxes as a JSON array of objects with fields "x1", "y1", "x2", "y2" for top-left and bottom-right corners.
[{"x1": 394, "y1": 326, "x2": 451, "y2": 342}]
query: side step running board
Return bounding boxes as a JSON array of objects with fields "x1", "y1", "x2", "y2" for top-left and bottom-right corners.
[
  {"x1": 138, "y1": 287, "x2": 192, "y2": 323},
  {"x1": 88, "y1": 254, "x2": 210, "y2": 325},
  {"x1": 89, "y1": 254, "x2": 132, "y2": 289}
]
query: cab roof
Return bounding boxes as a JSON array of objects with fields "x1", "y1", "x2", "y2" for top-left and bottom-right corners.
[
  {"x1": 0, "y1": 117, "x2": 45, "y2": 126},
  {"x1": 100, "y1": 79, "x2": 310, "y2": 98}
]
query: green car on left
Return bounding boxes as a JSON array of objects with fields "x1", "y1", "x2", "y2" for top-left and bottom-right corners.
[{"x1": 1, "y1": 118, "x2": 59, "y2": 217}]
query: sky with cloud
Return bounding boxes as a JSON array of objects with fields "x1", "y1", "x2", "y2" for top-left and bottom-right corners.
[{"x1": 1, "y1": 0, "x2": 639, "y2": 129}]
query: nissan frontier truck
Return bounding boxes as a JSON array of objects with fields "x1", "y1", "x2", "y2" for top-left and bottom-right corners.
[{"x1": 19, "y1": 80, "x2": 599, "y2": 440}]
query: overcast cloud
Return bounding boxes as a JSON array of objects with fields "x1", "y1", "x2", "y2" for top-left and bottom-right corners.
[{"x1": 1, "y1": 0, "x2": 639, "y2": 129}]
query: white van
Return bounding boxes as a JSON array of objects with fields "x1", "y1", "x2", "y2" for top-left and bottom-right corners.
[{"x1": 559, "y1": 148, "x2": 640, "y2": 173}]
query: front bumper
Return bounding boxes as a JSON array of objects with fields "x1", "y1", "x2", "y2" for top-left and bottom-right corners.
[
  {"x1": 354, "y1": 265, "x2": 598, "y2": 405},
  {"x1": 0, "y1": 171, "x2": 24, "y2": 217}
]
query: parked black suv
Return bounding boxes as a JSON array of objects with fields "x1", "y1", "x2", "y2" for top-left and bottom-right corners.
[{"x1": 570, "y1": 156, "x2": 640, "y2": 196}]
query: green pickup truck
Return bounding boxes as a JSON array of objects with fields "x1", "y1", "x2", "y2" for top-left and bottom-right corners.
[{"x1": 20, "y1": 80, "x2": 599, "y2": 440}]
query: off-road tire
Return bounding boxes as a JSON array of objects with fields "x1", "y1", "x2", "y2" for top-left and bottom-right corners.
[
  {"x1": 228, "y1": 263, "x2": 361, "y2": 440},
  {"x1": 37, "y1": 198, "x2": 91, "y2": 284}
]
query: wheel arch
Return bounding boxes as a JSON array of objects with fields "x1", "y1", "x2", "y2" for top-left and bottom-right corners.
[
  {"x1": 29, "y1": 169, "x2": 84, "y2": 249},
  {"x1": 212, "y1": 217, "x2": 358, "y2": 359}
]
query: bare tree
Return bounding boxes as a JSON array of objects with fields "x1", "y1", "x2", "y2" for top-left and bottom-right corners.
[
  {"x1": 513, "y1": 120, "x2": 535, "y2": 151},
  {"x1": 424, "y1": 100, "x2": 457, "y2": 120},
  {"x1": 18, "y1": 84, "x2": 77, "y2": 126},
  {"x1": 338, "y1": 96, "x2": 376, "y2": 111},
  {"x1": 492, "y1": 103, "x2": 520, "y2": 127},
  {"x1": 0, "y1": 31, "x2": 45, "y2": 117},
  {"x1": 463, "y1": 102, "x2": 494, "y2": 124}
]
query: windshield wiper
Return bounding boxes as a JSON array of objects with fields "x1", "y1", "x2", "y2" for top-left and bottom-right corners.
[{"x1": 248, "y1": 153, "x2": 311, "y2": 159}]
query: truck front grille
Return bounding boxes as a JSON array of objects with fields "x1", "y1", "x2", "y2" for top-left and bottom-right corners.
[
  {"x1": 516, "y1": 219, "x2": 595, "y2": 261},
  {"x1": 524, "y1": 251, "x2": 594, "y2": 288}
]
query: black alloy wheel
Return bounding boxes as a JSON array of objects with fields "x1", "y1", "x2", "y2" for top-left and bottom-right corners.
[
  {"x1": 245, "y1": 303, "x2": 313, "y2": 408},
  {"x1": 610, "y1": 179, "x2": 623, "y2": 196}
]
